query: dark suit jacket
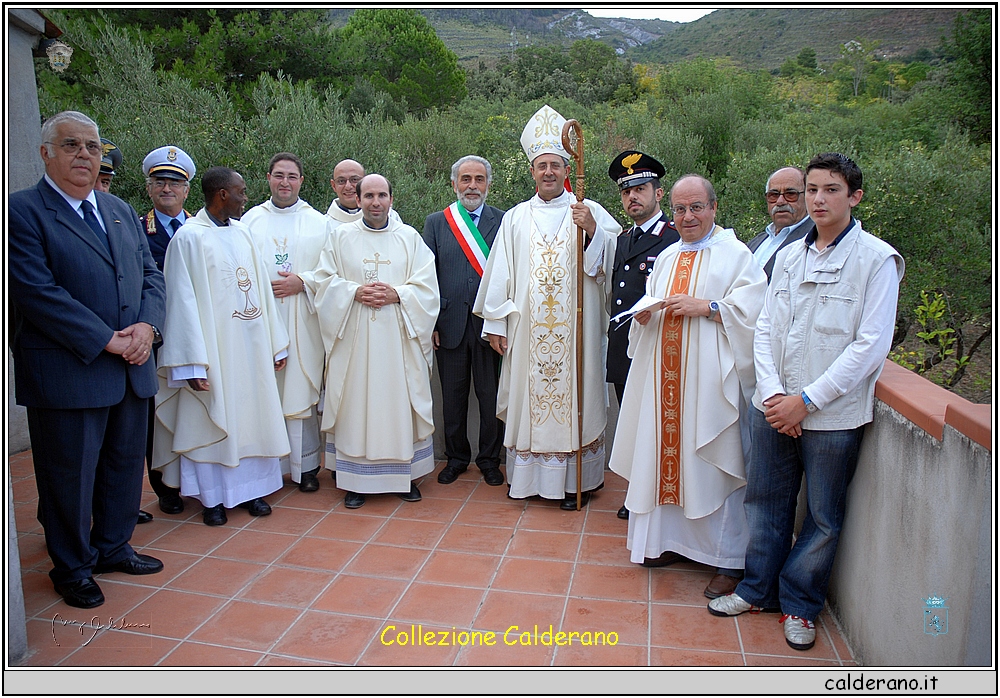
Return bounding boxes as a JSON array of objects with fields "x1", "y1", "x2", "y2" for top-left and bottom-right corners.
[
  {"x1": 422, "y1": 204, "x2": 505, "y2": 350},
  {"x1": 8, "y1": 178, "x2": 166, "y2": 409},
  {"x1": 747, "y1": 217, "x2": 814, "y2": 282},
  {"x1": 139, "y1": 208, "x2": 191, "y2": 271},
  {"x1": 606, "y1": 212, "x2": 679, "y2": 385}
]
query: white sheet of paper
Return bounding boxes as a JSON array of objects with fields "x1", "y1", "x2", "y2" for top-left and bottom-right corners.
[{"x1": 611, "y1": 294, "x2": 666, "y2": 325}]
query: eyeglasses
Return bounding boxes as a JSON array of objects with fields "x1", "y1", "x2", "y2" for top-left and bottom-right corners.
[
  {"x1": 334, "y1": 176, "x2": 362, "y2": 186},
  {"x1": 46, "y1": 139, "x2": 102, "y2": 156},
  {"x1": 670, "y1": 203, "x2": 708, "y2": 216},
  {"x1": 149, "y1": 178, "x2": 188, "y2": 190},
  {"x1": 765, "y1": 189, "x2": 804, "y2": 203},
  {"x1": 270, "y1": 174, "x2": 300, "y2": 182}
]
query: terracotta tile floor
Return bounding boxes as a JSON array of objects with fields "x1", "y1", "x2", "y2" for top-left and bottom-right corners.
[{"x1": 10, "y1": 450, "x2": 856, "y2": 667}]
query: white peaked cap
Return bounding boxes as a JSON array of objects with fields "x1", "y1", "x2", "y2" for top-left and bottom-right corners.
[{"x1": 520, "y1": 104, "x2": 570, "y2": 164}]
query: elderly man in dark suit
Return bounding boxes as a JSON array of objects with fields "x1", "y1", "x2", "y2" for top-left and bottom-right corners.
[
  {"x1": 605, "y1": 151, "x2": 679, "y2": 520},
  {"x1": 9, "y1": 111, "x2": 166, "y2": 609},
  {"x1": 422, "y1": 156, "x2": 506, "y2": 486},
  {"x1": 746, "y1": 166, "x2": 814, "y2": 282}
]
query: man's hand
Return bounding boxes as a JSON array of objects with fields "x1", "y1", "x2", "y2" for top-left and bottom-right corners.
[
  {"x1": 487, "y1": 333, "x2": 508, "y2": 355},
  {"x1": 763, "y1": 393, "x2": 807, "y2": 438},
  {"x1": 117, "y1": 322, "x2": 155, "y2": 365},
  {"x1": 432, "y1": 331, "x2": 440, "y2": 350},
  {"x1": 274, "y1": 357, "x2": 287, "y2": 372},
  {"x1": 355, "y1": 282, "x2": 399, "y2": 308},
  {"x1": 571, "y1": 203, "x2": 597, "y2": 239},
  {"x1": 663, "y1": 294, "x2": 711, "y2": 319},
  {"x1": 187, "y1": 378, "x2": 210, "y2": 391},
  {"x1": 272, "y1": 271, "x2": 304, "y2": 298},
  {"x1": 105, "y1": 332, "x2": 131, "y2": 356},
  {"x1": 634, "y1": 309, "x2": 653, "y2": 326}
]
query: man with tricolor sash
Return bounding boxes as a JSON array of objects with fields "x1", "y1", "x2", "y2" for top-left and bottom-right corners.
[
  {"x1": 422, "y1": 156, "x2": 506, "y2": 487},
  {"x1": 609, "y1": 174, "x2": 766, "y2": 599}
]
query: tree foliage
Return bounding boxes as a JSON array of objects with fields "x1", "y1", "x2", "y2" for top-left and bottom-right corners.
[{"x1": 32, "y1": 9, "x2": 992, "y2": 394}]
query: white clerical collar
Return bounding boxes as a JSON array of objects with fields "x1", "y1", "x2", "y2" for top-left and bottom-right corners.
[
  {"x1": 678, "y1": 225, "x2": 729, "y2": 252},
  {"x1": 765, "y1": 214, "x2": 811, "y2": 239},
  {"x1": 44, "y1": 173, "x2": 98, "y2": 214},
  {"x1": 362, "y1": 218, "x2": 391, "y2": 231},
  {"x1": 337, "y1": 200, "x2": 360, "y2": 214},
  {"x1": 535, "y1": 190, "x2": 570, "y2": 206}
]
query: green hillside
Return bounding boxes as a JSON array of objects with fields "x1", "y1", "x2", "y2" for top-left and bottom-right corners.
[{"x1": 627, "y1": 8, "x2": 965, "y2": 69}]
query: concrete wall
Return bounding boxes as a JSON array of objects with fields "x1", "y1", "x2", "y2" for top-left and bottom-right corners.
[
  {"x1": 7, "y1": 8, "x2": 47, "y2": 456},
  {"x1": 7, "y1": 7, "x2": 50, "y2": 666},
  {"x1": 828, "y1": 401, "x2": 992, "y2": 666}
]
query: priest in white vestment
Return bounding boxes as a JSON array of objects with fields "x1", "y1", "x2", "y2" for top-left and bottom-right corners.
[
  {"x1": 303, "y1": 174, "x2": 440, "y2": 509},
  {"x1": 326, "y1": 158, "x2": 401, "y2": 227},
  {"x1": 473, "y1": 105, "x2": 622, "y2": 510},
  {"x1": 153, "y1": 167, "x2": 290, "y2": 526},
  {"x1": 242, "y1": 153, "x2": 332, "y2": 493},
  {"x1": 609, "y1": 174, "x2": 766, "y2": 599}
]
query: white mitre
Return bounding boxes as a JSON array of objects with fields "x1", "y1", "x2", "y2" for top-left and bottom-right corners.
[{"x1": 520, "y1": 104, "x2": 570, "y2": 163}]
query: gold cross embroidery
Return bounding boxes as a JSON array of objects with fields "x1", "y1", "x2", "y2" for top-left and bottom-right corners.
[{"x1": 363, "y1": 253, "x2": 391, "y2": 320}]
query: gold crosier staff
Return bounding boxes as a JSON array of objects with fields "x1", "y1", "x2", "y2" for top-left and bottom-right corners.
[{"x1": 561, "y1": 119, "x2": 585, "y2": 511}]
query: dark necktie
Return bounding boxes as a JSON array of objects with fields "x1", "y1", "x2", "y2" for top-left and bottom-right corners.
[
  {"x1": 80, "y1": 200, "x2": 110, "y2": 253},
  {"x1": 170, "y1": 218, "x2": 182, "y2": 234},
  {"x1": 628, "y1": 225, "x2": 642, "y2": 254},
  {"x1": 470, "y1": 213, "x2": 479, "y2": 227}
]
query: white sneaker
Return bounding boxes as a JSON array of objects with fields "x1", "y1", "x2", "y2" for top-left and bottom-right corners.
[
  {"x1": 781, "y1": 614, "x2": 816, "y2": 650},
  {"x1": 708, "y1": 592, "x2": 759, "y2": 617}
]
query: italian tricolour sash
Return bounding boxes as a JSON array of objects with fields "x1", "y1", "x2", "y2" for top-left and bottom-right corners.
[{"x1": 443, "y1": 202, "x2": 489, "y2": 277}]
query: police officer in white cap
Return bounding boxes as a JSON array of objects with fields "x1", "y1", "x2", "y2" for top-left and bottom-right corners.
[
  {"x1": 139, "y1": 145, "x2": 196, "y2": 519},
  {"x1": 95, "y1": 138, "x2": 122, "y2": 194},
  {"x1": 140, "y1": 145, "x2": 196, "y2": 270}
]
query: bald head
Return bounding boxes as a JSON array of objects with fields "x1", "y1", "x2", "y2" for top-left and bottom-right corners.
[
  {"x1": 331, "y1": 159, "x2": 365, "y2": 209},
  {"x1": 357, "y1": 174, "x2": 393, "y2": 229}
]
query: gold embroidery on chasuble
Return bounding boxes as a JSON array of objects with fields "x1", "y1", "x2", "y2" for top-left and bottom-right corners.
[
  {"x1": 658, "y1": 250, "x2": 700, "y2": 505},
  {"x1": 230, "y1": 263, "x2": 263, "y2": 321},
  {"x1": 528, "y1": 212, "x2": 573, "y2": 428}
]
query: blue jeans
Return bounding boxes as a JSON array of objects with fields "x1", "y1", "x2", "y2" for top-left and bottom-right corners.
[{"x1": 735, "y1": 407, "x2": 864, "y2": 620}]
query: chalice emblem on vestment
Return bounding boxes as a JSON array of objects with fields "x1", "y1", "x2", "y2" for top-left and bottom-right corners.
[{"x1": 232, "y1": 266, "x2": 262, "y2": 320}]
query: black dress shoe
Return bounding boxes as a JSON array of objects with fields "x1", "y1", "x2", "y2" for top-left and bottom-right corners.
[
  {"x1": 137, "y1": 510, "x2": 154, "y2": 524},
  {"x1": 481, "y1": 468, "x2": 505, "y2": 486},
  {"x1": 344, "y1": 491, "x2": 365, "y2": 509},
  {"x1": 437, "y1": 464, "x2": 467, "y2": 484},
  {"x1": 560, "y1": 491, "x2": 592, "y2": 510},
  {"x1": 617, "y1": 505, "x2": 629, "y2": 520},
  {"x1": 399, "y1": 483, "x2": 422, "y2": 502},
  {"x1": 238, "y1": 498, "x2": 272, "y2": 516},
  {"x1": 158, "y1": 492, "x2": 185, "y2": 515},
  {"x1": 203, "y1": 504, "x2": 227, "y2": 526},
  {"x1": 299, "y1": 471, "x2": 320, "y2": 492},
  {"x1": 94, "y1": 552, "x2": 164, "y2": 576},
  {"x1": 54, "y1": 577, "x2": 104, "y2": 609},
  {"x1": 641, "y1": 551, "x2": 687, "y2": 568}
]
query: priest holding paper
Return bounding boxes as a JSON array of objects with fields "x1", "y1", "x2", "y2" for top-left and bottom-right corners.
[
  {"x1": 473, "y1": 105, "x2": 622, "y2": 510},
  {"x1": 154, "y1": 167, "x2": 290, "y2": 526},
  {"x1": 304, "y1": 174, "x2": 440, "y2": 509},
  {"x1": 242, "y1": 153, "x2": 332, "y2": 493},
  {"x1": 609, "y1": 174, "x2": 766, "y2": 599}
]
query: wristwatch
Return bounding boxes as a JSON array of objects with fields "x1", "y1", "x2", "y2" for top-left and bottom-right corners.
[
  {"x1": 707, "y1": 301, "x2": 720, "y2": 321},
  {"x1": 801, "y1": 391, "x2": 818, "y2": 414},
  {"x1": 150, "y1": 324, "x2": 163, "y2": 345}
]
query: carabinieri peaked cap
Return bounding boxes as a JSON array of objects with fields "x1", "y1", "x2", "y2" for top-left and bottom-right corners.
[
  {"x1": 608, "y1": 151, "x2": 666, "y2": 191},
  {"x1": 99, "y1": 138, "x2": 122, "y2": 176},
  {"x1": 142, "y1": 145, "x2": 196, "y2": 181}
]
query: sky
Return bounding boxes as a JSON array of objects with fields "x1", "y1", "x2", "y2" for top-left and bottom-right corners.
[{"x1": 587, "y1": 7, "x2": 717, "y2": 23}]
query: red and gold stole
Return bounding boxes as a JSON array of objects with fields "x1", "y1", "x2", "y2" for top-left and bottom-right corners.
[{"x1": 658, "y1": 250, "x2": 698, "y2": 506}]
